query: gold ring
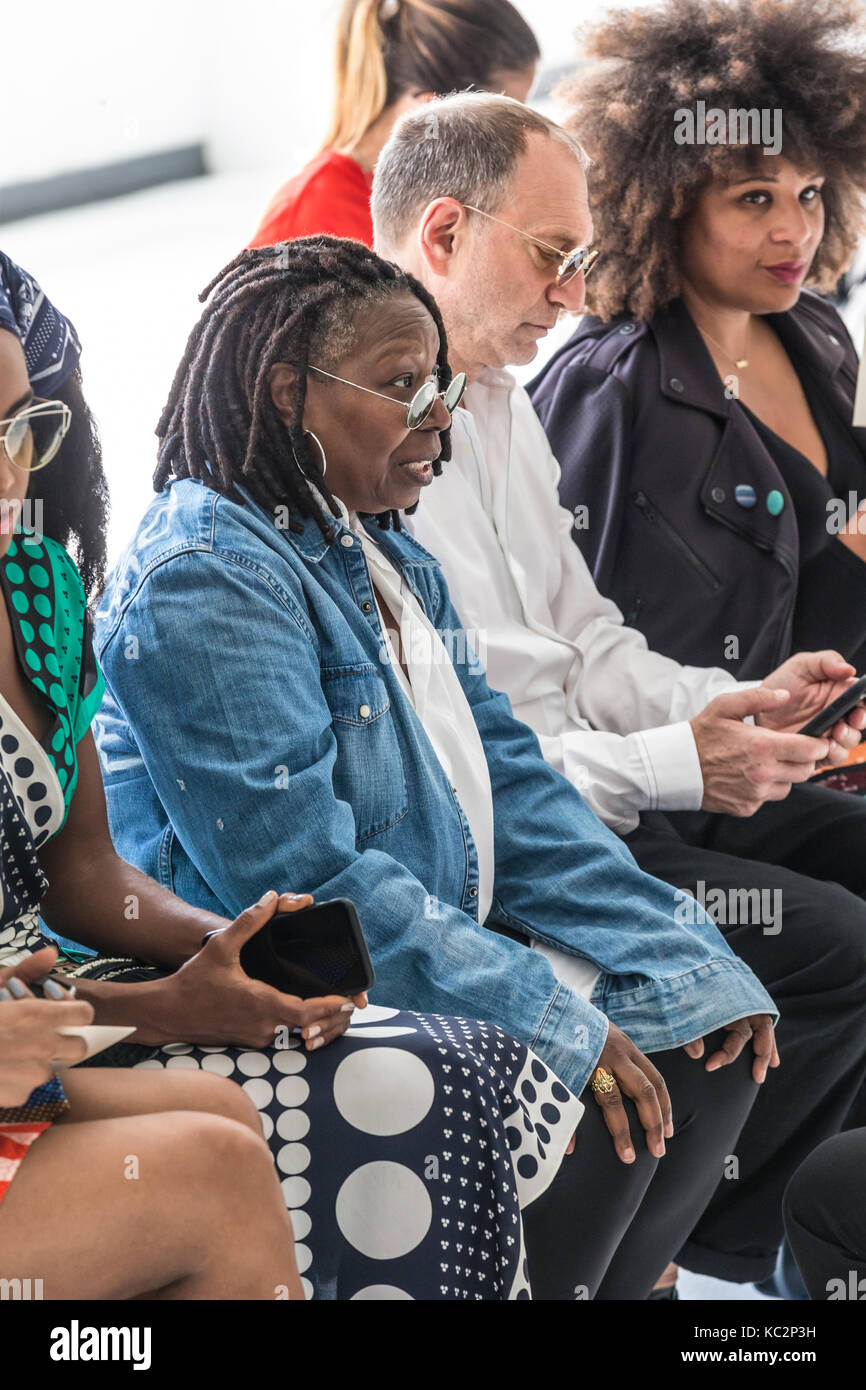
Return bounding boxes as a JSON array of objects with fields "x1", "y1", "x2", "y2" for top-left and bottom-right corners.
[{"x1": 590, "y1": 1067, "x2": 617, "y2": 1095}]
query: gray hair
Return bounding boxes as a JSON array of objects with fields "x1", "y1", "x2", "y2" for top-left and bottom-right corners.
[{"x1": 372, "y1": 91, "x2": 590, "y2": 254}]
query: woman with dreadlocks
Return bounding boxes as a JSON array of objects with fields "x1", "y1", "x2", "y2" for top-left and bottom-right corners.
[{"x1": 93, "y1": 235, "x2": 772, "y2": 1301}]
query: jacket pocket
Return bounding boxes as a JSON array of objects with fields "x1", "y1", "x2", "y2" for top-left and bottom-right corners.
[
  {"x1": 321, "y1": 664, "x2": 409, "y2": 843},
  {"x1": 631, "y1": 490, "x2": 722, "y2": 591}
]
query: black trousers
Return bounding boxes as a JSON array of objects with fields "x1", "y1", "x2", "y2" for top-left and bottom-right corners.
[
  {"x1": 623, "y1": 780, "x2": 866, "y2": 1282},
  {"x1": 783, "y1": 1129, "x2": 866, "y2": 1300},
  {"x1": 523, "y1": 1031, "x2": 757, "y2": 1299}
]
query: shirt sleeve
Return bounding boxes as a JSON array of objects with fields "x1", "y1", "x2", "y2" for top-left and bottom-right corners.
[{"x1": 434, "y1": 401, "x2": 743, "y2": 830}]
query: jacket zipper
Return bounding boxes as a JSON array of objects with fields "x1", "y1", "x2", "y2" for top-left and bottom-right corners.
[{"x1": 631, "y1": 490, "x2": 722, "y2": 591}]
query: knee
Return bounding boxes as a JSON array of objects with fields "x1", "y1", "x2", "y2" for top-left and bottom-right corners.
[
  {"x1": 804, "y1": 883, "x2": 866, "y2": 1001},
  {"x1": 158, "y1": 1070, "x2": 264, "y2": 1134},
  {"x1": 172, "y1": 1111, "x2": 277, "y2": 1194},
  {"x1": 784, "y1": 1131, "x2": 866, "y2": 1248}
]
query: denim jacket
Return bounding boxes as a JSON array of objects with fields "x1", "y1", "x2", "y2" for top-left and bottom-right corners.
[{"x1": 93, "y1": 478, "x2": 776, "y2": 1096}]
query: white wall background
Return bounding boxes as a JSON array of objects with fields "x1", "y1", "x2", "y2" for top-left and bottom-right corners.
[{"x1": 5, "y1": 0, "x2": 641, "y2": 185}]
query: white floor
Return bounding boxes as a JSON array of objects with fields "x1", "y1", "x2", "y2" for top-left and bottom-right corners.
[{"x1": 680, "y1": 1269, "x2": 772, "y2": 1301}]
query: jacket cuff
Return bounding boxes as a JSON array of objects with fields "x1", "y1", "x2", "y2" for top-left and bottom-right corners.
[
  {"x1": 530, "y1": 982, "x2": 609, "y2": 1097},
  {"x1": 634, "y1": 721, "x2": 704, "y2": 811}
]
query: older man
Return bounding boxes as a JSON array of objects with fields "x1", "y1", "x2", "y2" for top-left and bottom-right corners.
[{"x1": 371, "y1": 91, "x2": 866, "y2": 1288}]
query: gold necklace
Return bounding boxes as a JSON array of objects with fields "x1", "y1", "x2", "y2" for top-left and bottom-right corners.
[{"x1": 694, "y1": 319, "x2": 751, "y2": 370}]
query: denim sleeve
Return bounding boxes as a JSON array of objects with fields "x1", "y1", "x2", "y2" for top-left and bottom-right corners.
[{"x1": 101, "y1": 549, "x2": 609, "y2": 1096}]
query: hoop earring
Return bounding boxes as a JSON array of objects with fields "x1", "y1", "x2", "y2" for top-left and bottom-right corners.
[{"x1": 305, "y1": 429, "x2": 327, "y2": 478}]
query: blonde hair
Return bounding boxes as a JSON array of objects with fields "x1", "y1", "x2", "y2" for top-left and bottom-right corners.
[
  {"x1": 321, "y1": 0, "x2": 540, "y2": 154},
  {"x1": 322, "y1": 0, "x2": 390, "y2": 152}
]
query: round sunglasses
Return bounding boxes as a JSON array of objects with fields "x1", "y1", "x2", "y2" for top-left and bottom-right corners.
[
  {"x1": 0, "y1": 398, "x2": 72, "y2": 473},
  {"x1": 309, "y1": 365, "x2": 467, "y2": 429}
]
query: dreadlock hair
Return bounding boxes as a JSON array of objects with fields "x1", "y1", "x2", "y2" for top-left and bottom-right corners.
[
  {"x1": 154, "y1": 236, "x2": 453, "y2": 540},
  {"x1": 38, "y1": 367, "x2": 109, "y2": 603}
]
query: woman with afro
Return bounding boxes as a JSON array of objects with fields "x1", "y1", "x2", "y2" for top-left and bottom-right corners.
[{"x1": 530, "y1": 0, "x2": 866, "y2": 688}]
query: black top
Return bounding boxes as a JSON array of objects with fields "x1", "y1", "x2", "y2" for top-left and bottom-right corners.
[
  {"x1": 740, "y1": 363, "x2": 866, "y2": 671},
  {"x1": 531, "y1": 291, "x2": 866, "y2": 679}
]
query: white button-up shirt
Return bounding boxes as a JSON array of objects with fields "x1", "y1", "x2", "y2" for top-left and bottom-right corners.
[{"x1": 408, "y1": 369, "x2": 746, "y2": 835}]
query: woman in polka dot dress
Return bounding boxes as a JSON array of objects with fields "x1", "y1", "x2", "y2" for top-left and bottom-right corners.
[{"x1": 0, "y1": 254, "x2": 584, "y2": 1300}]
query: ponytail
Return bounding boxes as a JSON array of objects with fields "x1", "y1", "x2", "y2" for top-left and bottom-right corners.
[
  {"x1": 321, "y1": 0, "x2": 540, "y2": 154},
  {"x1": 321, "y1": 0, "x2": 391, "y2": 152}
]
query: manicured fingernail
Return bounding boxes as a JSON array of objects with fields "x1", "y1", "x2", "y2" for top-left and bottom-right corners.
[
  {"x1": 67, "y1": 986, "x2": 76, "y2": 998},
  {"x1": 304, "y1": 1025, "x2": 321, "y2": 1039},
  {"x1": 7, "y1": 978, "x2": 27, "y2": 998},
  {"x1": 43, "y1": 979, "x2": 65, "y2": 999},
  {"x1": 664, "y1": 1122, "x2": 674, "y2": 1138},
  {"x1": 654, "y1": 1140, "x2": 666, "y2": 1157},
  {"x1": 622, "y1": 1148, "x2": 635, "y2": 1163},
  {"x1": 0, "y1": 987, "x2": 12, "y2": 1001},
  {"x1": 341, "y1": 1003, "x2": 355, "y2": 1013},
  {"x1": 258, "y1": 890, "x2": 277, "y2": 905},
  {"x1": 309, "y1": 1037, "x2": 324, "y2": 1050}
]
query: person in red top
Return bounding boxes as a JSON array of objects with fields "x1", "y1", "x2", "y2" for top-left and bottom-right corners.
[{"x1": 249, "y1": 0, "x2": 539, "y2": 249}]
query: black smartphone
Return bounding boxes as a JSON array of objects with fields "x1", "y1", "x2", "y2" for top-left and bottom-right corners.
[
  {"x1": 204, "y1": 898, "x2": 375, "y2": 999},
  {"x1": 797, "y1": 674, "x2": 866, "y2": 738}
]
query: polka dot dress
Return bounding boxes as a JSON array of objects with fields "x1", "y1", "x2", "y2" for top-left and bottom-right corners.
[{"x1": 135, "y1": 1004, "x2": 583, "y2": 1300}]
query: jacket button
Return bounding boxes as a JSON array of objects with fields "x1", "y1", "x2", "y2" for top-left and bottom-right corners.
[
  {"x1": 669, "y1": 377, "x2": 685, "y2": 392},
  {"x1": 361, "y1": 600, "x2": 372, "y2": 613},
  {"x1": 711, "y1": 486, "x2": 726, "y2": 503},
  {"x1": 734, "y1": 484, "x2": 757, "y2": 508},
  {"x1": 359, "y1": 704, "x2": 371, "y2": 719},
  {"x1": 620, "y1": 323, "x2": 636, "y2": 335},
  {"x1": 340, "y1": 534, "x2": 355, "y2": 548},
  {"x1": 469, "y1": 886, "x2": 478, "y2": 898}
]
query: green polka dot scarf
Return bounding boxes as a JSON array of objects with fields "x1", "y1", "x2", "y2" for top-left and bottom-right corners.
[{"x1": 0, "y1": 529, "x2": 105, "y2": 829}]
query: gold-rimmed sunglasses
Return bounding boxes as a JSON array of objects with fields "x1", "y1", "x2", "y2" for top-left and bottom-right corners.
[
  {"x1": 308, "y1": 365, "x2": 467, "y2": 429},
  {"x1": 0, "y1": 397, "x2": 72, "y2": 472},
  {"x1": 462, "y1": 204, "x2": 600, "y2": 287}
]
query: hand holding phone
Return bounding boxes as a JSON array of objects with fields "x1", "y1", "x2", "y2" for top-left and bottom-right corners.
[
  {"x1": 796, "y1": 673, "x2": 866, "y2": 737},
  {"x1": 203, "y1": 897, "x2": 375, "y2": 1000}
]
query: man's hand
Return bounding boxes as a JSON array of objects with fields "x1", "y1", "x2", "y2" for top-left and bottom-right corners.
[
  {"x1": 755, "y1": 651, "x2": 866, "y2": 756},
  {"x1": 150, "y1": 890, "x2": 367, "y2": 1051},
  {"x1": 683, "y1": 1013, "x2": 779, "y2": 1084},
  {"x1": 691, "y1": 686, "x2": 831, "y2": 816}
]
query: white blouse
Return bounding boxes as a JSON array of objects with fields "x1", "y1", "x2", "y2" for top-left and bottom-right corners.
[{"x1": 338, "y1": 500, "x2": 496, "y2": 926}]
